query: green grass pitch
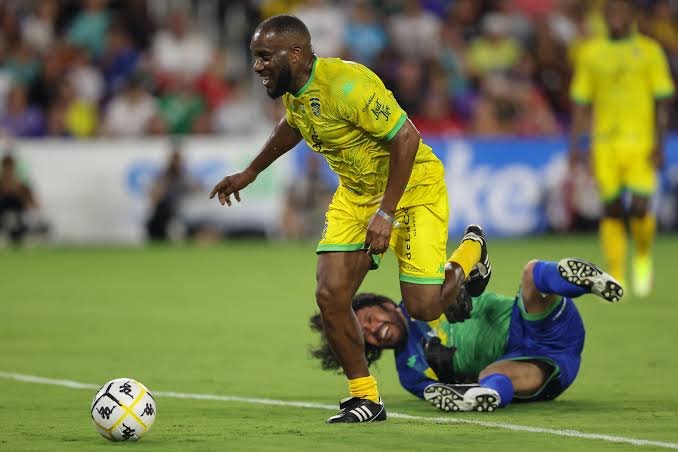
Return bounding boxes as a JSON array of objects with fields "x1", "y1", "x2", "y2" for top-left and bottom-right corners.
[{"x1": 2, "y1": 235, "x2": 678, "y2": 451}]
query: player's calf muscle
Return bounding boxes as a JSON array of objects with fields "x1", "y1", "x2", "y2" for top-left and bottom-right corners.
[{"x1": 480, "y1": 361, "x2": 546, "y2": 395}]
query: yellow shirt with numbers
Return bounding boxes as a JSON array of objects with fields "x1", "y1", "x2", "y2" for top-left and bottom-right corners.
[
  {"x1": 282, "y1": 57, "x2": 444, "y2": 203},
  {"x1": 570, "y1": 34, "x2": 674, "y2": 152}
]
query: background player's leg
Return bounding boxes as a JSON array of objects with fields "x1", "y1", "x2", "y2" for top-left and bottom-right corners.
[
  {"x1": 592, "y1": 148, "x2": 627, "y2": 286},
  {"x1": 316, "y1": 251, "x2": 375, "y2": 396},
  {"x1": 629, "y1": 194, "x2": 654, "y2": 297},
  {"x1": 600, "y1": 199, "x2": 627, "y2": 286}
]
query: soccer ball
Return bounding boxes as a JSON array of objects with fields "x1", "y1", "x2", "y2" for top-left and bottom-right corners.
[{"x1": 90, "y1": 378, "x2": 157, "y2": 441}]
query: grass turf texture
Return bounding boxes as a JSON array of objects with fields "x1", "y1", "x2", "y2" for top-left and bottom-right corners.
[{"x1": 2, "y1": 235, "x2": 678, "y2": 451}]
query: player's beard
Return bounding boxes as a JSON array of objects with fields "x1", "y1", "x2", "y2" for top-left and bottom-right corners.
[{"x1": 266, "y1": 61, "x2": 292, "y2": 99}]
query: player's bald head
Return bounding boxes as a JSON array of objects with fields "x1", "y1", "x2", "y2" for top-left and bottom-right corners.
[{"x1": 253, "y1": 14, "x2": 312, "y2": 50}]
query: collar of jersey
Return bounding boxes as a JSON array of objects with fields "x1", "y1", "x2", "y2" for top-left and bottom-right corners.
[{"x1": 293, "y1": 56, "x2": 318, "y2": 97}]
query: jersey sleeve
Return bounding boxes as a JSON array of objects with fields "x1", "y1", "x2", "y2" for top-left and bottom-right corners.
[
  {"x1": 570, "y1": 47, "x2": 594, "y2": 104},
  {"x1": 394, "y1": 349, "x2": 437, "y2": 399},
  {"x1": 648, "y1": 42, "x2": 675, "y2": 99},
  {"x1": 335, "y1": 74, "x2": 408, "y2": 142}
]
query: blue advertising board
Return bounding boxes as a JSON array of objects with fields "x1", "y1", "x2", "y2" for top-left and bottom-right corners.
[{"x1": 293, "y1": 135, "x2": 678, "y2": 236}]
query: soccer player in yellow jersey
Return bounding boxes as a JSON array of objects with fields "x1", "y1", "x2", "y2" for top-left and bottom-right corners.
[
  {"x1": 570, "y1": 0, "x2": 674, "y2": 297},
  {"x1": 209, "y1": 15, "x2": 490, "y2": 423}
]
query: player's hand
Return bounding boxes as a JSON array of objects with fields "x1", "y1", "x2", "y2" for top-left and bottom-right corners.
[
  {"x1": 651, "y1": 147, "x2": 665, "y2": 170},
  {"x1": 209, "y1": 169, "x2": 256, "y2": 206},
  {"x1": 365, "y1": 212, "x2": 393, "y2": 255}
]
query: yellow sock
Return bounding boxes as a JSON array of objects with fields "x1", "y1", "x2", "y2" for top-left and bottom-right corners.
[
  {"x1": 448, "y1": 240, "x2": 481, "y2": 278},
  {"x1": 600, "y1": 217, "x2": 627, "y2": 282},
  {"x1": 630, "y1": 214, "x2": 655, "y2": 258},
  {"x1": 348, "y1": 375, "x2": 379, "y2": 402}
]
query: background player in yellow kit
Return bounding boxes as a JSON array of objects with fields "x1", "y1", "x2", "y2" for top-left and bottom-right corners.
[
  {"x1": 209, "y1": 15, "x2": 490, "y2": 423},
  {"x1": 570, "y1": 0, "x2": 674, "y2": 297}
]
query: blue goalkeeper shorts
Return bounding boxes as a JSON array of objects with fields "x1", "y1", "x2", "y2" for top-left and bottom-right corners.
[{"x1": 500, "y1": 295, "x2": 586, "y2": 402}]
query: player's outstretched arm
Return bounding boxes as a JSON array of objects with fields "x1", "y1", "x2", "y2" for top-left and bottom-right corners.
[
  {"x1": 210, "y1": 117, "x2": 302, "y2": 206},
  {"x1": 365, "y1": 119, "x2": 420, "y2": 254}
]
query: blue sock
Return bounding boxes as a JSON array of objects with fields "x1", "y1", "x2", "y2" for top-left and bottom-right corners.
[
  {"x1": 532, "y1": 261, "x2": 587, "y2": 298},
  {"x1": 479, "y1": 374, "x2": 514, "y2": 408}
]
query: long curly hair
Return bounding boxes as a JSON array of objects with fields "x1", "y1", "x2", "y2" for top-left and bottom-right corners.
[{"x1": 309, "y1": 293, "x2": 397, "y2": 373}]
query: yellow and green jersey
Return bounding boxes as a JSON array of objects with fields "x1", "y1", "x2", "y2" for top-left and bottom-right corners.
[
  {"x1": 282, "y1": 57, "x2": 444, "y2": 202},
  {"x1": 570, "y1": 34, "x2": 674, "y2": 152}
]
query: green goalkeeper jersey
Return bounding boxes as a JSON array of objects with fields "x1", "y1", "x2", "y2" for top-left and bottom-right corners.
[{"x1": 395, "y1": 292, "x2": 514, "y2": 396}]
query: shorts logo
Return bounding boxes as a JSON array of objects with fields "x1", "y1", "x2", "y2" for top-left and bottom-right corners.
[
  {"x1": 310, "y1": 97, "x2": 321, "y2": 117},
  {"x1": 403, "y1": 209, "x2": 412, "y2": 260},
  {"x1": 321, "y1": 218, "x2": 328, "y2": 240}
]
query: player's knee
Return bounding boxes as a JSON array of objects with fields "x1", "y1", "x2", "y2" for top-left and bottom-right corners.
[
  {"x1": 522, "y1": 260, "x2": 539, "y2": 286},
  {"x1": 405, "y1": 297, "x2": 441, "y2": 322},
  {"x1": 603, "y1": 200, "x2": 625, "y2": 218},
  {"x1": 629, "y1": 198, "x2": 649, "y2": 218},
  {"x1": 315, "y1": 281, "x2": 348, "y2": 315}
]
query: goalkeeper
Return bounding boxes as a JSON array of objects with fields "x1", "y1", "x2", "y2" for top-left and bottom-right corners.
[{"x1": 310, "y1": 255, "x2": 623, "y2": 412}]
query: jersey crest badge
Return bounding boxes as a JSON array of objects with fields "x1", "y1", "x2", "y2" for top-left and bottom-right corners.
[{"x1": 310, "y1": 97, "x2": 321, "y2": 117}]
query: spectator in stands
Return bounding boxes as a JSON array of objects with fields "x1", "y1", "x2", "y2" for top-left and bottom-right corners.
[
  {"x1": 47, "y1": 78, "x2": 97, "y2": 138},
  {"x1": 0, "y1": 5, "x2": 22, "y2": 49},
  {"x1": 0, "y1": 84, "x2": 45, "y2": 137},
  {"x1": 0, "y1": 70, "x2": 10, "y2": 118},
  {"x1": 389, "y1": 0, "x2": 442, "y2": 60},
  {"x1": 151, "y1": 9, "x2": 213, "y2": 84},
  {"x1": 493, "y1": 0, "x2": 533, "y2": 43},
  {"x1": 467, "y1": 13, "x2": 523, "y2": 78},
  {"x1": 532, "y1": 19, "x2": 571, "y2": 119},
  {"x1": 472, "y1": 71, "x2": 560, "y2": 137},
  {"x1": 4, "y1": 40, "x2": 40, "y2": 87},
  {"x1": 21, "y1": 0, "x2": 57, "y2": 55},
  {"x1": 212, "y1": 81, "x2": 284, "y2": 135},
  {"x1": 67, "y1": 0, "x2": 110, "y2": 59},
  {"x1": 412, "y1": 91, "x2": 465, "y2": 136},
  {"x1": 28, "y1": 46, "x2": 66, "y2": 112},
  {"x1": 146, "y1": 142, "x2": 202, "y2": 241},
  {"x1": 67, "y1": 46, "x2": 104, "y2": 105},
  {"x1": 293, "y1": 0, "x2": 346, "y2": 57},
  {"x1": 156, "y1": 76, "x2": 208, "y2": 135},
  {"x1": 643, "y1": 0, "x2": 678, "y2": 65},
  {"x1": 392, "y1": 58, "x2": 425, "y2": 116},
  {"x1": 0, "y1": 152, "x2": 48, "y2": 245},
  {"x1": 100, "y1": 24, "x2": 141, "y2": 96},
  {"x1": 343, "y1": 1, "x2": 387, "y2": 66},
  {"x1": 0, "y1": 0, "x2": 674, "y2": 140},
  {"x1": 102, "y1": 73, "x2": 164, "y2": 137},
  {"x1": 438, "y1": 23, "x2": 470, "y2": 98},
  {"x1": 195, "y1": 50, "x2": 232, "y2": 113},
  {"x1": 513, "y1": 0, "x2": 558, "y2": 21},
  {"x1": 444, "y1": 0, "x2": 482, "y2": 43}
]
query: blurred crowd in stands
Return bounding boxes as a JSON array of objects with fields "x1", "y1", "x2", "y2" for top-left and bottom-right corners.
[{"x1": 1, "y1": 0, "x2": 677, "y2": 141}]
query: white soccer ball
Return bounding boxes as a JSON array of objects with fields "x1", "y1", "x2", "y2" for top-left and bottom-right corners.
[{"x1": 90, "y1": 377, "x2": 157, "y2": 441}]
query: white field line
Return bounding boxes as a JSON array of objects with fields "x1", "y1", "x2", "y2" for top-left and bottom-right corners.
[{"x1": 2, "y1": 371, "x2": 677, "y2": 450}]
